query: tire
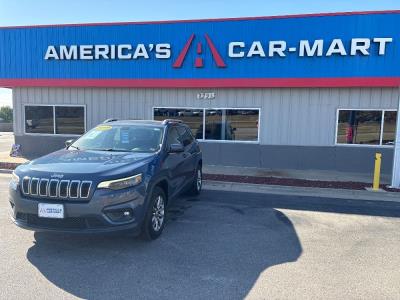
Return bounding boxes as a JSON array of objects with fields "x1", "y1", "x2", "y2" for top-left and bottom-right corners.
[
  {"x1": 141, "y1": 186, "x2": 166, "y2": 240},
  {"x1": 188, "y1": 165, "x2": 202, "y2": 196}
]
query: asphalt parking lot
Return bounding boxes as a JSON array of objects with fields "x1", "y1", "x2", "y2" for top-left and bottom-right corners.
[{"x1": 1, "y1": 173, "x2": 400, "y2": 299}]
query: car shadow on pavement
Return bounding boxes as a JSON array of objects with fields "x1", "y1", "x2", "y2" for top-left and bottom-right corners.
[{"x1": 26, "y1": 191, "x2": 302, "y2": 299}]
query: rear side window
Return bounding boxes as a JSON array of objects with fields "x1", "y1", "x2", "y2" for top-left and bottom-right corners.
[
  {"x1": 166, "y1": 127, "x2": 181, "y2": 147},
  {"x1": 178, "y1": 126, "x2": 194, "y2": 147}
]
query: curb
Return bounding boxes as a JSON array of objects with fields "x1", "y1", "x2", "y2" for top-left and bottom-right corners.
[
  {"x1": 203, "y1": 180, "x2": 400, "y2": 204},
  {"x1": 0, "y1": 162, "x2": 21, "y2": 170}
]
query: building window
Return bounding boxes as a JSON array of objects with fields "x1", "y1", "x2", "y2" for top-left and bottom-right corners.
[
  {"x1": 55, "y1": 106, "x2": 85, "y2": 135},
  {"x1": 336, "y1": 109, "x2": 397, "y2": 146},
  {"x1": 154, "y1": 108, "x2": 203, "y2": 138},
  {"x1": 383, "y1": 111, "x2": 397, "y2": 145},
  {"x1": 153, "y1": 108, "x2": 259, "y2": 142},
  {"x1": 204, "y1": 109, "x2": 259, "y2": 141},
  {"x1": 25, "y1": 105, "x2": 85, "y2": 135},
  {"x1": 25, "y1": 106, "x2": 54, "y2": 134}
]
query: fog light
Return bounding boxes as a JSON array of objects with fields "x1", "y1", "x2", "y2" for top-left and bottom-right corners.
[{"x1": 105, "y1": 208, "x2": 134, "y2": 222}]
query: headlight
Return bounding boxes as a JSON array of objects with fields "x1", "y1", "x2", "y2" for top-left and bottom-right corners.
[
  {"x1": 97, "y1": 174, "x2": 142, "y2": 190},
  {"x1": 11, "y1": 171, "x2": 20, "y2": 184},
  {"x1": 10, "y1": 171, "x2": 20, "y2": 190}
]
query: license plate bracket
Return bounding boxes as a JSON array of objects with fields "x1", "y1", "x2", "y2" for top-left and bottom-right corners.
[{"x1": 38, "y1": 203, "x2": 64, "y2": 219}]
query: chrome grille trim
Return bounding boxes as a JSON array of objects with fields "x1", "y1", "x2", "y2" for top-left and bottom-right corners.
[
  {"x1": 59, "y1": 180, "x2": 70, "y2": 198},
  {"x1": 69, "y1": 180, "x2": 80, "y2": 198},
  {"x1": 39, "y1": 179, "x2": 49, "y2": 196},
  {"x1": 49, "y1": 179, "x2": 60, "y2": 198},
  {"x1": 20, "y1": 177, "x2": 92, "y2": 200},
  {"x1": 30, "y1": 178, "x2": 40, "y2": 196},
  {"x1": 22, "y1": 177, "x2": 31, "y2": 195},
  {"x1": 80, "y1": 181, "x2": 92, "y2": 199}
]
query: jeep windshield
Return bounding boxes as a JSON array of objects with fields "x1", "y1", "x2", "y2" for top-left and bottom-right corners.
[{"x1": 70, "y1": 124, "x2": 164, "y2": 153}]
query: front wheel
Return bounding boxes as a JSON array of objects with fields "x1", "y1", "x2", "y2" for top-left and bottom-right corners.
[
  {"x1": 188, "y1": 166, "x2": 202, "y2": 196},
  {"x1": 141, "y1": 187, "x2": 166, "y2": 240}
]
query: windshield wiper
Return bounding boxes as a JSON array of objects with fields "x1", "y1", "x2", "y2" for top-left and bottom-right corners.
[
  {"x1": 68, "y1": 145, "x2": 80, "y2": 150},
  {"x1": 98, "y1": 148, "x2": 128, "y2": 152}
]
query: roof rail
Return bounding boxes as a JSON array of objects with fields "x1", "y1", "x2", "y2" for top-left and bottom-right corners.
[
  {"x1": 162, "y1": 119, "x2": 183, "y2": 125},
  {"x1": 103, "y1": 118, "x2": 118, "y2": 123}
]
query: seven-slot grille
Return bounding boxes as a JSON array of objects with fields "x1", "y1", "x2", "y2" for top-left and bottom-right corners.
[{"x1": 21, "y1": 176, "x2": 92, "y2": 199}]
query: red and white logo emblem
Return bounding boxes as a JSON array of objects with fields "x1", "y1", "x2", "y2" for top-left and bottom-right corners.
[{"x1": 172, "y1": 34, "x2": 227, "y2": 68}]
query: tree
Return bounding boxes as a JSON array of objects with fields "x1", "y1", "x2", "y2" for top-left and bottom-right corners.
[{"x1": 0, "y1": 106, "x2": 13, "y2": 122}]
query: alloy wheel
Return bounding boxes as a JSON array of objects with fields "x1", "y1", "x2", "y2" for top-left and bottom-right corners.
[
  {"x1": 196, "y1": 169, "x2": 202, "y2": 191},
  {"x1": 152, "y1": 195, "x2": 165, "y2": 232}
]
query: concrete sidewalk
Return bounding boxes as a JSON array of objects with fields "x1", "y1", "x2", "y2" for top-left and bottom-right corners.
[
  {"x1": 0, "y1": 150, "x2": 28, "y2": 168},
  {"x1": 203, "y1": 165, "x2": 390, "y2": 185},
  {"x1": 0, "y1": 132, "x2": 27, "y2": 168},
  {"x1": 203, "y1": 165, "x2": 400, "y2": 204},
  {"x1": 204, "y1": 180, "x2": 400, "y2": 204}
]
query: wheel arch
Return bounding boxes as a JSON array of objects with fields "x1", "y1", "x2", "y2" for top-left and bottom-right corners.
[{"x1": 152, "y1": 178, "x2": 169, "y2": 206}]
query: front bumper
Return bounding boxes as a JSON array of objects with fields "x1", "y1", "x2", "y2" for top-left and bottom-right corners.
[{"x1": 9, "y1": 184, "x2": 148, "y2": 234}]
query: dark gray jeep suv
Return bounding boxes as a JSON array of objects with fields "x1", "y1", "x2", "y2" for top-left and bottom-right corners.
[{"x1": 9, "y1": 119, "x2": 202, "y2": 240}]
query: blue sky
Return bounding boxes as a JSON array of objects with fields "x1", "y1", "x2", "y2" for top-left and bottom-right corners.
[
  {"x1": 1, "y1": 0, "x2": 399, "y2": 26},
  {"x1": 1, "y1": 0, "x2": 399, "y2": 106}
]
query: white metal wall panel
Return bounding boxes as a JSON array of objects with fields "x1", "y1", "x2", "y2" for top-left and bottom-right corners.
[{"x1": 13, "y1": 87, "x2": 398, "y2": 146}]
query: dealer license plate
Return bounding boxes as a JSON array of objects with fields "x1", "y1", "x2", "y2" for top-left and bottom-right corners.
[{"x1": 38, "y1": 203, "x2": 64, "y2": 219}]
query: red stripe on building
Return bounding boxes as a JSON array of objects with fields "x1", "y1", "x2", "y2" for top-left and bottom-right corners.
[{"x1": 1, "y1": 77, "x2": 400, "y2": 88}]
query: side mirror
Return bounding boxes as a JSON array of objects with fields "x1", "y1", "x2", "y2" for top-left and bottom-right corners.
[
  {"x1": 65, "y1": 139, "x2": 75, "y2": 148},
  {"x1": 169, "y1": 143, "x2": 184, "y2": 153}
]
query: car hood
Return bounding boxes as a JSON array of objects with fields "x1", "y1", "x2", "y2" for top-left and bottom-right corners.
[{"x1": 17, "y1": 149, "x2": 157, "y2": 177}]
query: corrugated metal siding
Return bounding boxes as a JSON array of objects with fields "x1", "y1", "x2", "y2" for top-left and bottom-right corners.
[{"x1": 13, "y1": 87, "x2": 398, "y2": 146}]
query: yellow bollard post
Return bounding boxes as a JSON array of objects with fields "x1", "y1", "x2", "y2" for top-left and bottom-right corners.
[{"x1": 372, "y1": 153, "x2": 382, "y2": 191}]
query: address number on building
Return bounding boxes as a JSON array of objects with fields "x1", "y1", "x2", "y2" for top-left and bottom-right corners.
[{"x1": 197, "y1": 92, "x2": 216, "y2": 100}]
